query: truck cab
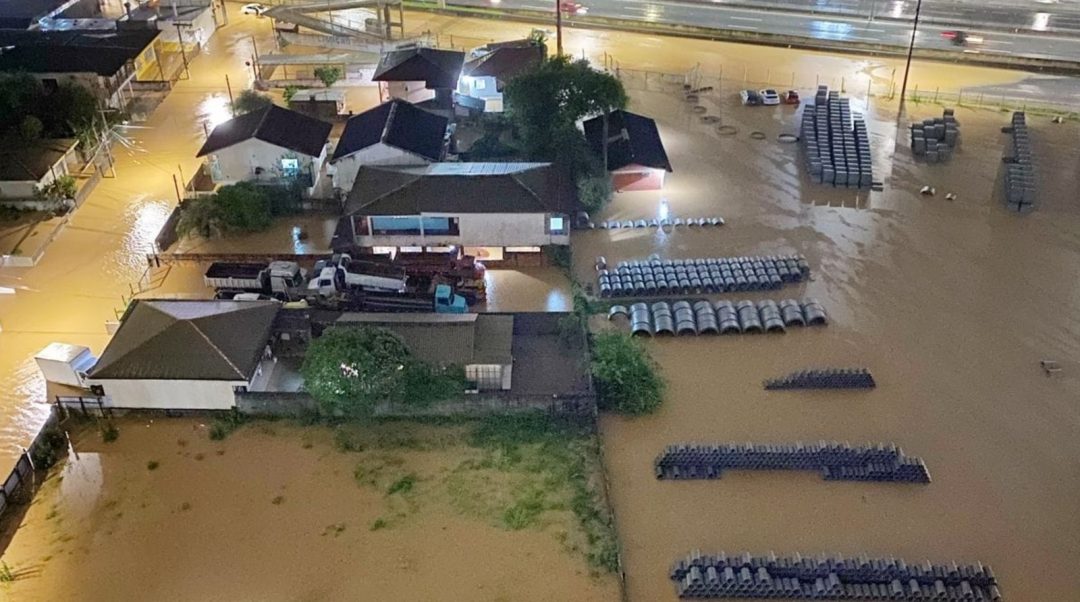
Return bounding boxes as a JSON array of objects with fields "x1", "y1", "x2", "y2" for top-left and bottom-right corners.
[{"x1": 434, "y1": 284, "x2": 468, "y2": 314}]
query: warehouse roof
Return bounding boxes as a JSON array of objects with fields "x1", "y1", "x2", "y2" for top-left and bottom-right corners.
[
  {"x1": 196, "y1": 104, "x2": 332, "y2": 158},
  {"x1": 332, "y1": 99, "x2": 447, "y2": 162},
  {"x1": 583, "y1": 110, "x2": 673, "y2": 172},
  {"x1": 372, "y1": 47, "x2": 464, "y2": 89},
  {"x1": 346, "y1": 162, "x2": 577, "y2": 215},
  {"x1": 333, "y1": 313, "x2": 513, "y2": 366},
  {"x1": 89, "y1": 300, "x2": 279, "y2": 381}
]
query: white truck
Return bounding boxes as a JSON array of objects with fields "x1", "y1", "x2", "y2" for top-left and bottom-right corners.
[
  {"x1": 34, "y1": 343, "x2": 97, "y2": 388},
  {"x1": 205, "y1": 261, "x2": 308, "y2": 298}
]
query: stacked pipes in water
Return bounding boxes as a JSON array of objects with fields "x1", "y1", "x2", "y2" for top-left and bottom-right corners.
[
  {"x1": 669, "y1": 551, "x2": 1002, "y2": 600},
  {"x1": 764, "y1": 368, "x2": 875, "y2": 390},
  {"x1": 620, "y1": 298, "x2": 826, "y2": 336},
  {"x1": 654, "y1": 442, "x2": 931, "y2": 483},
  {"x1": 1002, "y1": 111, "x2": 1035, "y2": 212},
  {"x1": 597, "y1": 254, "x2": 809, "y2": 298},
  {"x1": 800, "y1": 86, "x2": 874, "y2": 188}
]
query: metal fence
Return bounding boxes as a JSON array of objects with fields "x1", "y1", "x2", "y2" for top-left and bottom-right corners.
[
  {"x1": 0, "y1": 406, "x2": 62, "y2": 526},
  {"x1": 610, "y1": 59, "x2": 1079, "y2": 117}
]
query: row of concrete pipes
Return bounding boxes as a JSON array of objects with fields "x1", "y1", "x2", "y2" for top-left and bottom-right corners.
[{"x1": 610, "y1": 298, "x2": 827, "y2": 336}]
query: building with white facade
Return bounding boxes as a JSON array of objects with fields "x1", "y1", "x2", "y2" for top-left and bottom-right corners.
[
  {"x1": 329, "y1": 99, "x2": 448, "y2": 193},
  {"x1": 0, "y1": 139, "x2": 80, "y2": 207},
  {"x1": 372, "y1": 47, "x2": 464, "y2": 109},
  {"x1": 338, "y1": 162, "x2": 577, "y2": 264},
  {"x1": 196, "y1": 104, "x2": 332, "y2": 195},
  {"x1": 583, "y1": 109, "x2": 673, "y2": 192},
  {"x1": 456, "y1": 41, "x2": 543, "y2": 113},
  {"x1": 87, "y1": 300, "x2": 280, "y2": 410}
]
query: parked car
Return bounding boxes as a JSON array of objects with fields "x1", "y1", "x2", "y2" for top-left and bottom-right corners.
[
  {"x1": 559, "y1": 0, "x2": 588, "y2": 14},
  {"x1": 241, "y1": 3, "x2": 268, "y2": 15},
  {"x1": 782, "y1": 90, "x2": 800, "y2": 104},
  {"x1": 759, "y1": 89, "x2": 781, "y2": 106},
  {"x1": 740, "y1": 89, "x2": 762, "y2": 106}
]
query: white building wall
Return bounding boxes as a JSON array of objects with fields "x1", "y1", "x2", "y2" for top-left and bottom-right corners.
[
  {"x1": 0, "y1": 181, "x2": 39, "y2": 200},
  {"x1": 331, "y1": 143, "x2": 428, "y2": 192},
  {"x1": 386, "y1": 81, "x2": 434, "y2": 104},
  {"x1": 91, "y1": 379, "x2": 245, "y2": 410},
  {"x1": 208, "y1": 138, "x2": 322, "y2": 192},
  {"x1": 356, "y1": 212, "x2": 569, "y2": 248}
]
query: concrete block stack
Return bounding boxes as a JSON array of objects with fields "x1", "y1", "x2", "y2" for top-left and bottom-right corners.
[
  {"x1": 669, "y1": 551, "x2": 1002, "y2": 600},
  {"x1": 597, "y1": 254, "x2": 809, "y2": 298},
  {"x1": 764, "y1": 368, "x2": 875, "y2": 390},
  {"x1": 653, "y1": 442, "x2": 931, "y2": 483},
  {"x1": 800, "y1": 86, "x2": 874, "y2": 188},
  {"x1": 622, "y1": 298, "x2": 827, "y2": 336},
  {"x1": 1002, "y1": 111, "x2": 1036, "y2": 212},
  {"x1": 910, "y1": 108, "x2": 960, "y2": 163}
]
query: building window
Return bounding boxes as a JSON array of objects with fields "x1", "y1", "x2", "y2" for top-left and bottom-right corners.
[
  {"x1": 548, "y1": 215, "x2": 567, "y2": 235},
  {"x1": 466, "y1": 365, "x2": 502, "y2": 390},
  {"x1": 281, "y1": 157, "x2": 300, "y2": 177}
]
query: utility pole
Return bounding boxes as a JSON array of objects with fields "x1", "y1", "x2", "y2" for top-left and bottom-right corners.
[
  {"x1": 225, "y1": 73, "x2": 235, "y2": 115},
  {"x1": 555, "y1": 0, "x2": 563, "y2": 56},
  {"x1": 898, "y1": 0, "x2": 923, "y2": 116},
  {"x1": 174, "y1": 23, "x2": 190, "y2": 80}
]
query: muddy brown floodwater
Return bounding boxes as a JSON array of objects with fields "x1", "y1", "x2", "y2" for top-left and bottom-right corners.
[
  {"x1": 1, "y1": 418, "x2": 619, "y2": 601},
  {"x1": 572, "y1": 87, "x2": 1080, "y2": 600}
]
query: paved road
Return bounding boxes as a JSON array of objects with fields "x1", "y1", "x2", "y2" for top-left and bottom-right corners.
[{"x1": 452, "y1": 0, "x2": 1080, "y2": 63}]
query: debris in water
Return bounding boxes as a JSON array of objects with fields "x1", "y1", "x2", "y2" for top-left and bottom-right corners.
[{"x1": 920, "y1": 186, "x2": 936, "y2": 196}]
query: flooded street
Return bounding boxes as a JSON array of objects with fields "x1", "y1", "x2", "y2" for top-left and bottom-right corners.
[{"x1": 573, "y1": 85, "x2": 1080, "y2": 599}]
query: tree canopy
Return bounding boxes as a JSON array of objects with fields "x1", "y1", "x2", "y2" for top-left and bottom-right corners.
[
  {"x1": 176, "y1": 181, "x2": 301, "y2": 239},
  {"x1": 233, "y1": 89, "x2": 273, "y2": 114},
  {"x1": 301, "y1": 326, "x2": 467, "y2": 418},
  {"x1": 504, "y1": 56, "x2": 627, "y2": 169},
  {"x1": 590, "y1": 332, "x2": 664, "y2": 415},
  {"x1": 314, "y1": 66, "x2": 342, "y2": 88},
  {"x1": 0, "y1": 73, "x2": 101, "y2": 145}
]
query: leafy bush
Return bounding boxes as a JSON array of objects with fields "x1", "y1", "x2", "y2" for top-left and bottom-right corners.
[
  {"x1": 176, "y1": 182, "x2": 300, "y2": 239},
  {"x1": 577, "y1": 174, "x2": 613, "y2": 214},
  {"x1": 233, "y1": 89, "x2": 272, "y2": 114},
  {"x1": 590, "y1": 332, "x2": 664, "y2": 415},
  {"x1": 314, "y1": 66, "x2": 342, "y2": 88}
]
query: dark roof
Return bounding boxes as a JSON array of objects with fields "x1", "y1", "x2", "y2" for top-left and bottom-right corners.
[
  {"x1": 462, "y1": 45, "x2": 543, "y2": 80},
  {"x1": 332, "y1": 313, "x2": 513, "y2": 365},
  {"x1": 89, "y1": 300, "x2": 280, "y2": 381},
  {"x1": 346, "y1": 162, "x2": 577, "y2": 216},
  {"x1": 331, "y1": 99, "x2": 447, "y2": 162},
  {"x1": 372, "y1": 47, "x2": 464, "y2": 89},
  {"x1": 0, "y1": 139, "x2": 77, "y2": 182},
  {"x1": 0, "y1": 28, "x2": 160, "y2": 76},
  {"x1": 196, "y1": 104, "x2": 331, "y2": 158},
  {"x1": 0, "y1": 0, "x2": 86, "y2": 29},
  {"x1": 583, "y1": 110, "x2": 673, "y2": 172}
]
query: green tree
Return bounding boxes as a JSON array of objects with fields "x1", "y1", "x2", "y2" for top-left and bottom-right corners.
[
  {"x1": 175, "y1": 182, "x2": 275, "y2": 239},
  {"x1": 301, "y1": 327, "x2": 413, "y2": 417},
  {"x1": 590, "y1": 332, "x2": 664, "y2": 415},
  {"x1": 313, "y1": 66, "x2": 342, "y2": 88},
  {"x1": 577, "y1": 174, "x2": 612, "y2": 214},
  {"x1": 0, "y1": 73, "x2": 40, "y2": 136},
  {"x1": 175, "y1": 195, "x2": 222, "y2": 239},
  {"x1": 19, "y1": 115, "x2": 43, "y2": 141},
  {"x1": 504, "y1": 56, "x2": 627, "y2": 161},
  {"x1": 234, "y1": 89, "x2": 273, "y2": 114},
  {"x1": 282, "y1": 85, "x2": 300, "y2": 103},
  {"x1": 34, "y1": 175, "x2": 78, "y2": 204}
]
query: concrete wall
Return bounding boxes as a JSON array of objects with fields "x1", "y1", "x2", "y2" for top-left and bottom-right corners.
[
  {"x1": 0, "y1": 146, "x2": 79, "y2": 201},
  {"x1": 208, "y1": 138, "x2": 327, "y2": 193},
  {"x1": 91, "y1": 379, "x2": 244, "y2": 410},
  {"x1": 356, "y1": 212, "x2": 570, "y2": 248},
  {"x1": 457, "y1": 75, "x2": 504, "y2": 112},
  {"x1": 330, "y1": 143, "x2": 428, "y2": 192}
]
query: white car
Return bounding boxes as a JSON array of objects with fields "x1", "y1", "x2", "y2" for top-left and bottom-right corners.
[
  {"x1": 759, "y1": 89, "x2": 781, "y2": 106},
  {"x1": 241, "y1": 3, "x2": 268, "y2": 15}
]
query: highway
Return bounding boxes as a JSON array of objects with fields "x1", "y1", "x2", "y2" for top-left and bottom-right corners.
[{"x1": 442, "y1": 0, "x2": 1080, "y2": 63}]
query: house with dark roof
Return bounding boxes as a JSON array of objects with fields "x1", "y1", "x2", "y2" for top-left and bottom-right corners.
[
  {"x1": 196, "y1": 104, "x2": 333, "y2": 194},
  {"x1": 329, "y1": 99, "x2": 448, "y2": 192},
  {"x1": 0, "y1": 28, "x2": 163, "y2": 110},
  {"x1": 87, "y1": 300, "x2": 281, "y2": 409},
  {"x1": 583, "y1": 110, "x2": 673, "y2": 191},
  {"x1": 372, "y1": 47, "x2": 464, "y2": 108},
  {"x1": 337, "y1": 162, "x2": 576, "y2": 262},
  {"x1": 0, "y1": 139, "x2": 80, "y2": 207},
  {"x1": 457, "y1": 41, "x2": 544, "y2": 113},
  {"x1": 332, "y1": 313, "x2": 514, "y2": 390}
]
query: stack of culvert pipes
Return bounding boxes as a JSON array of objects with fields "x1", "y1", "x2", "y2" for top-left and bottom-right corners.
[
  {"x1": 673, "y1": 300, "x2": 698, "y2": 335},
  {"x1": 624, "y1": 299, "x2": 827, "y2": 336},
  {"x1": 630, "y1": 302, "x2": 652, "y2": 336},
  {"x1": 1002, "y1": 111, "x2": 1035, "y2": 212},
  {"x1": 764, "y1": 368, "x2": 876, "y2": 390},
  {"x1": 669, "y1": 552, "x2": 1001, "y2": 600},
  {"x1": 736, "y1": 300, "x2": 763, "y2": 333},
  {"x1": 715, "y1": 300, "x2": 740, "y2": 333},
  {"x1": 694, "y1": 300, "x2": 719, "y2": 334},
  {"x1": 802, "y1": 299, "x2": 827, "y2": 325},
  {"x1": 779, "y1": 299, "x2": 806, "y2": 326},
  {"x1": 653, "y1": 442, "x2": 931, "y2": 484},
  {"x1": 757, "y1": 299, "x2": 785, "y2": 332},
  {"x1": 597, "y1": 254, "x2": 809, "y2": 298},
  {"x1": 651, "y1": 301, "x2": 674, "y2": 335}
]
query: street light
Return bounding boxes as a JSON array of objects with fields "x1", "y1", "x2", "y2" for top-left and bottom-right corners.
[{"x1": 897, "y1": 0, "x2": 923, "y2": 115}]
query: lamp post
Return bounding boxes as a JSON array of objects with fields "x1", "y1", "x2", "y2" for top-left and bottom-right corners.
[
  {"x1": 556, "y1": 0, "x2": 563, "y2": 56},
  {"x1": 898, "y1": 0, "x2": 923, "y2": 115}
]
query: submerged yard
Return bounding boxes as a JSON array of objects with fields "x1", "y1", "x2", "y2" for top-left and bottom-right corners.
[{"x1": 0, "y1": 414, "x2": 619, "y2": 602}]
